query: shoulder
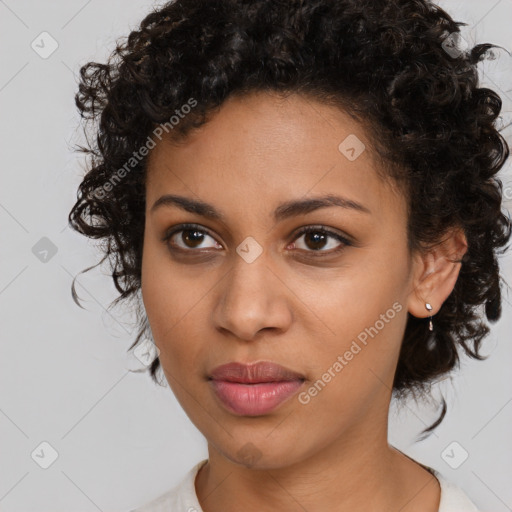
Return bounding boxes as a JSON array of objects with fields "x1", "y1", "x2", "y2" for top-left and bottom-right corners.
[
  {"x1": 430, "y1": 468, "x2": 481, "y2": 512},
  {"x1": 129, "y1": 459, "x2": 207, "y2": 512}
]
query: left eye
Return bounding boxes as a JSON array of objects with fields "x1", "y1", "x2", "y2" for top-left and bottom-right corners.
[{"x1": 290, "y1": 226, "x2": 351, "y2": 253}]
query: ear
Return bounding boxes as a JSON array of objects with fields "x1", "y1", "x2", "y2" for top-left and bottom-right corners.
[{"x1": 407, "y1": 227, "x2": 468, "y2": 319}]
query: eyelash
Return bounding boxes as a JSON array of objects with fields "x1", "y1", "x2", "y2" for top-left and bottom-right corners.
[{"x1": 162, "y1": 223, "x2": 352, "y2": 257}]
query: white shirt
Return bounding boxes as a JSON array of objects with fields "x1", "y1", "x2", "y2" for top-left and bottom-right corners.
[{"x1": 129, "y1": 459, "x2": 480, "y2": 512}]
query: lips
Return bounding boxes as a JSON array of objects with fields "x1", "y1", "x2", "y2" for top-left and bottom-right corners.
[
  {"x1": 208, "y1": 361, "x2": 305, "y2": 416},
  {"x1": 209, "y1": 361, "x2": 305, "y2": 383}
]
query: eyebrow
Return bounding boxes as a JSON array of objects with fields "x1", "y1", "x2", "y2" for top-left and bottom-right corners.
[{"x1": 150, "y1": 193, "x2": 371, "y2": 221}]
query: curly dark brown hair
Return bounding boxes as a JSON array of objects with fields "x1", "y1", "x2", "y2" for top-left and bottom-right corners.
[{"x1": 68, "y1": 0, "x2": 511, "y2": 438}]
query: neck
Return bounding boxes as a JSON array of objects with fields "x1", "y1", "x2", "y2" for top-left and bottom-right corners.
[{"x1": 195, "y1": 403, "x2": 439, "y2": 512}]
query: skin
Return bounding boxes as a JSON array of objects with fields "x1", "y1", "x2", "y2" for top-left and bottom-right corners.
[{"x1": 141, "y1": 91, "x2": 468, "y2": 512}]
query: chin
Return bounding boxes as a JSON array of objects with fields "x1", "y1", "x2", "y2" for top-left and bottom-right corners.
[{"x1": 213, "y1": 434, "x2": 310, "y2": 471}]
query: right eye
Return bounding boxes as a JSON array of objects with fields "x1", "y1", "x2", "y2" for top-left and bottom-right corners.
[{"x1": 162, "y1": 223, "x2": 223, "y2": 252}]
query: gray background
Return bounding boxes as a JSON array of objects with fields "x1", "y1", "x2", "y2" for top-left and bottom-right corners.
[{"x1": 0, "y1": 0, "x2": 511, "y2": 510}]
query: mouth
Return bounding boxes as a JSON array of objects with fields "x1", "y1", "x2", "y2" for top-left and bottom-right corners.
[{"x1": 208, "y1": 361, "x2": 306, "y2": 416}]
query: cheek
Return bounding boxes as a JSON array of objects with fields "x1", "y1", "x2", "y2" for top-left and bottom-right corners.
[
  {"x1": 140, "y1": 239, "x2": 214, "y2": 371},
  {"x1": 307, "y1": 244, "x2": 408, "y2": 334},
  {"x1": 298, "y1": 244, "x2": 409, "y2": 387},
  {"x1": 292, "y1": 284, "x2": 407, "y2": 438}
]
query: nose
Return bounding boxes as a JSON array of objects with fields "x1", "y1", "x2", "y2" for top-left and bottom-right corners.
[{"x1": 212, "y1": 253, "x2": 293, "y2": 341}]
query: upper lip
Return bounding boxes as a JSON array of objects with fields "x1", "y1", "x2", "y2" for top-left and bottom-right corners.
[{"x1": 209, "y1": 361, "x2": 305, "y2": 384}]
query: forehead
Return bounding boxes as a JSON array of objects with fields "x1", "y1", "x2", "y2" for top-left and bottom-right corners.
[{"x1": 145, "y1": 91, "x2": 404, "y2": 224}]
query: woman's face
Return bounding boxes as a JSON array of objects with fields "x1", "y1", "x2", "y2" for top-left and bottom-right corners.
[{"x1": 141, "y1": 91, "x2": 420, "y2": 469}]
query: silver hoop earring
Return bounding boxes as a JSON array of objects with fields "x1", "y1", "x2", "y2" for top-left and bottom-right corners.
[{"x1": 425, "y1": 302, "x2": 433, "y2": 331}]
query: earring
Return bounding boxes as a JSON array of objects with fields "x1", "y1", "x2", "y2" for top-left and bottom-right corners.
[{"x1": 425, "y1": 302, "x2": 433, "y2": 331}]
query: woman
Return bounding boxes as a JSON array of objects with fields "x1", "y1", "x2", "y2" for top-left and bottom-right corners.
[{"x1": 69, "y1": 0, "x2": 510, "y2": 510}]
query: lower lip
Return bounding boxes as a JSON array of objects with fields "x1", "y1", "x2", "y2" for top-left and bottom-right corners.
[{"x1": 209, "y1": 379, "x2": 304, "y2": 416}]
